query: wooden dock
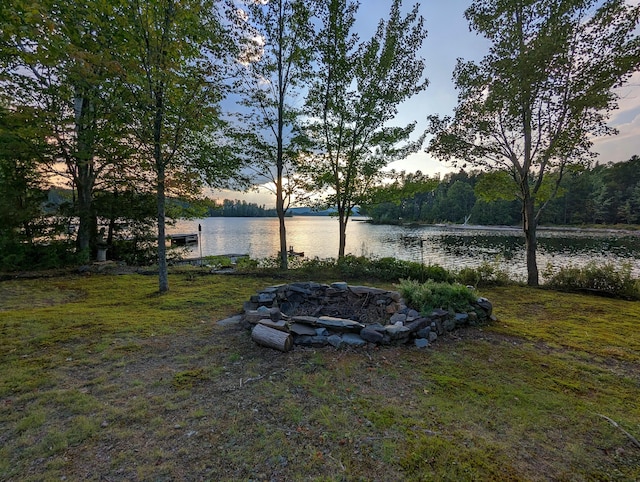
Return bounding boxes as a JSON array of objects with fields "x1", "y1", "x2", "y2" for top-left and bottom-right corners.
[{"x1": 169, "y1": 233, "x2": 198, "y2": 245}]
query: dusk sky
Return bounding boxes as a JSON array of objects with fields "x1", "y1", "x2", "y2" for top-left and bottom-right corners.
[{"x1": 213, "y1": 0, "x2": 640, "y2": 207}]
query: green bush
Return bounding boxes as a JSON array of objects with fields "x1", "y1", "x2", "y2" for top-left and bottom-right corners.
[
  {"x1": 543, "y1": 261, "x2": 640, "y2": 300},
  {"x1": 455, "y1": 261, "x2": 512, "y2": 287},
  {"x1": 0, "y1": 239, "x2": 80, "y2": 271},
  {"x1": 294, "y1": 255, "x2": 454, "y2": 283},
  {"x1": 398, "y1": 279, "x2": 478, "y2": 314}
]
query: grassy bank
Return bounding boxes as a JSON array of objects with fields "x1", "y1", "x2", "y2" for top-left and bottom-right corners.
[{"x1": 1, "y1": 271, "x2": 639, "y2": 481}]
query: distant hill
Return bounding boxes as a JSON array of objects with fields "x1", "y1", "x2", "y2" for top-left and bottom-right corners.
[
  {"x1": 288, "y1": 207, "x2": 334, "y2": 216},
  {"x1": 288, "y1": 207, "x2": 360, "y2": 216}
]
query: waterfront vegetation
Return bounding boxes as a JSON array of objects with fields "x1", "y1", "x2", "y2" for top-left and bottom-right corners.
[{"x1": 1, "y1": 261, "x2": 639, "y2": 480}]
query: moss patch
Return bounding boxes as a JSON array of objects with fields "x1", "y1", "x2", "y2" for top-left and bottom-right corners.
[{"x1": 0, "y1": 276, "x2": 639, "y2": 480}]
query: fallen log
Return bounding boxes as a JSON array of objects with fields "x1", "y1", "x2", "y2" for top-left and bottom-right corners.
[{"x1": 251, "y1": 323, "x2": 293, "y2": 352}]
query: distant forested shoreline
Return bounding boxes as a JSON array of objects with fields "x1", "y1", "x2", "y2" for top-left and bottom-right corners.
[{"x1": 360, "y1": 156, "x2": 640, "y2": 227}]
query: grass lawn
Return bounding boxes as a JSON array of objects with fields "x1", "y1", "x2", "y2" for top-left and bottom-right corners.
[{"x1": 1, "y1": 270, "x2": 639, "y2": 481}]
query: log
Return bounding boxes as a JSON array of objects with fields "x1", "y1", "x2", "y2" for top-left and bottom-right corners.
[{"x1": 251, "y1": 323, "x2": 293, "y2": 352}]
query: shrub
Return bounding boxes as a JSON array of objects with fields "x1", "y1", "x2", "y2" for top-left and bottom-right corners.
[
  {"x1": 235, "y1": 254, "x2": 457, "y2": 284},
  {"x1": 455, "y1": 261, "x2": 512, "y2": 288},
  {"x1": 202, "y1": 255, "x2": 234, "y2": 269},
  {"x1": 0, "y1": 239, "x2": 80, "y2": 271},
  {"x1": 543, "y1": 261, "x2": 640, "y2": 300},
  {"x1": 398, "y1": 279, "x2": 478, "y2": 314}
]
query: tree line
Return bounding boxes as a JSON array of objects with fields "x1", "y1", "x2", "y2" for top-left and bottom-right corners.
[
  {"x1": 361, "y1": 155, "x2": 640, "y2": 226},
  {"x1": 1, "y1": 0, "x2": 639, "y2": 288},
  {"x1": 202, "y1": 199, "x2": 278, "y2": 218}
]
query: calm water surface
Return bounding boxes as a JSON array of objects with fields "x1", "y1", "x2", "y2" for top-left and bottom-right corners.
[{"x1": 170, "y1": 217, "x2": 640, "y2": 282}]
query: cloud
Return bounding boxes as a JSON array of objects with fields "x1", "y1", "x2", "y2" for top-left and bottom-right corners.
[{"x1": 593, "y1": 72, "x2": 640, "y2": 162}]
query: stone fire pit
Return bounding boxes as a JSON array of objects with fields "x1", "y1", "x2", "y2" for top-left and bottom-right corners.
[{"x1": 241, "y1": 282, "x2": 494, "y2": 352}]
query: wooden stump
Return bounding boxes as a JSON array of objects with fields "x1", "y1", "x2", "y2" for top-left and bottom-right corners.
[{"x1": 251, "y1": 323, "x2": 293, "y2": 352}]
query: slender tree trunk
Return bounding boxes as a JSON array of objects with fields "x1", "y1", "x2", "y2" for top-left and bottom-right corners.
[
  {"x1": 154, "y1": 88, "x2": 169, "y2": 293},
  {"x1": 156, "y1": 164, "x2": 168, "y2": 293},
  {"x1": 75, "y1": 174, "x2": 95, "y2": 262},
  {"x1": 276, "y1": 4, "x2": 288, "y2": 271},
  {"x1": 276, "y1": 99, "x2": 288, "y2": 270},
  {"x1": 522, "y1": 195, "x2": 539, "y2": 286},
  {"x1": 276, "y1": 179, "x2": 288, "y2": 269},
  {"x1": 338, "y1": 210, "x2": 348, "y2": 258},
  {"x1": 74, "y1": 94, "x2": 96, "y2": 262}
]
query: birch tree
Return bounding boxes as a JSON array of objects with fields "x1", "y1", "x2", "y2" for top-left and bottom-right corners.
[
  {"x1": 301, "y1": 0, "x2": 428, "y2": 258},
  {"x1": 235, "y1": 0, "x2": 315, "y2": 269},
  {"x1": 427, "y1": 0, "x2": 640, "y2": 286}
]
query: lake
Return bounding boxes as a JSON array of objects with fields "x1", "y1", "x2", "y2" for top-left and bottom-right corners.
[{"x1": 169, "y1": 216, "x2": 640, "y2": 282}]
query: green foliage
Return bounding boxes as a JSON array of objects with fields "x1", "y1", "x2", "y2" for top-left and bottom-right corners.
[
  {"x1": 300, "y1": 0, "x2": 428, "y2": 257},
  {"x1": 303, "y1": 256, "x2": 454, "y2": 283},
  {"x1": 235, "y1": 254, "x2": 456, "y2": 284},
  {"x1": 0, "y1": 240, "x2": 81, "y2": 271},
  {"x1": 455, "y1": 261, "x2": 512, "y2": 288},
  {"x1": 398, "y1": 278, "x2": 478, "y2": 313},
  {"x1": 474, "y1": 170, "x2": 515, "y2": 202},
  {"x1": 543, "y1": 262, "x2": 640, "y2": 300},
  {"x1": 427, "y1": 0, "x2": 640, "y2": 286}
]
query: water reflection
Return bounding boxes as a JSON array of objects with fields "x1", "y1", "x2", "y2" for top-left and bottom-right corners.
[{"x1": 170, "y1": 217, "x2": 640, "y2": 281}]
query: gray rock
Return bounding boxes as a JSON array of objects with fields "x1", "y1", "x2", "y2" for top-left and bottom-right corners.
[
  {"x1": 260, "y1": 286, "x2": 279, "y2": 294},
  {"x1": 388, "y1": 291, "x2": 402, "y2": 302},
  {"x1": 414, "y1": 338, "x2": 429, "y2": 348},
  {"x1": 406, "y1": 309, "x2": 421, "y2": 320},
  {"x1": 432, "y1": 319, "x2": 444, "y2": 335},
  {"x1": 316, "y1": 316, "x2": 364, "y2": 332},
  {"x1": 258, "y1": 292, "x2": 277, "y2": 304},
  {"x1": 416, "y1": 326, "x2": 431, "y2": 338},
  {"x1": 367, "y1": 323, "x2": 387, "y2": 332},
  {"x1": 349, "y1": 286, "x2": 389, "y2": 296},
  {"x1": 294, "y1": 335, "x2": 313, "y2": 346},
  {"x1": 430, "y1": 308, "x2": 449, "y2": 319},
  {"x1": 244, "y1": 310, "x2": 264, "y2": 324},
  {"x1": 288, "y1": 285, "x2": 313, "y2": 295},
  {"x1": 290, "y1": 315, "x2": 318, "y2": 325},
  {"x1": 476, "y1": 297, "x2": 493, "y2": 316},
  {"x1": 428, "y1": 331, "x2": 438, "y2": 342},
  {"x1": 385, "y1": 324, "x2": 411, "y2": 340},
  {"x1": 217, "y1": 315, "x2": 242, "y2": 326},
  {"x1": 360, "y1": 326, "x2": 385, "y2": 343},
  {"x1": 290, "y1": 323, "x2": 316, "y2": 336},
  {"x1": 328, "y1": 334, "x2": 343, "y2": 348},
  {"x1": 330, "y1": 282, "x2": 348, "y2": 291},
  {"x1": 315, "y1": 327, "x2": 329, "y2": 337},
  {"x1": 454, "y1": 313, "x2": 469, "y2": 327},
  {"x1": 342, "y1": 333, "x2": 366, "y2": 347},
  {"x1": 311, "y1": 335, "x2": 329, "y2": 347},
  {"x1": 443, "y1": 317, "x2": 456, "y2": 332},
  {"x1": 405, "y1": 318, "x2": 429, "y2": 333},
  {"x1": 389, "y1": 313, "x2": 407, "y2": 324}
]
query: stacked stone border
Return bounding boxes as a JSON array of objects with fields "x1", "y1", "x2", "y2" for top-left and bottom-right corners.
[{"x1": 241, "y1": 282, "x2": 495, "y2": 352}]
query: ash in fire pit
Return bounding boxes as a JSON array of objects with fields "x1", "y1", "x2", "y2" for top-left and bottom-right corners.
[{"x1": 241, "y1": 282, "x2": 494, "y2": 352}]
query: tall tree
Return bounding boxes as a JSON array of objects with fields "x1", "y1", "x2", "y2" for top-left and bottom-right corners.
[
  {"x1": 427, "y1": 0, "x2": 640, "y2": 285},
  {"x1": 235, "y1": 0, "x2": 315, "y2": 269},
  {"x1": 119, "y1": 0, "x2": 240, "y2": 292},
  {"x1": 301, "y1": 0, "x2": 428, "y2": 258},
  {"x1": 0, "y1": 0, "x2": 131, "y2": 260}
]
